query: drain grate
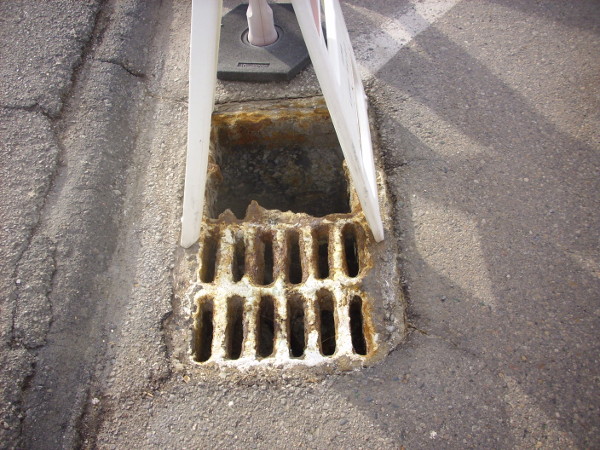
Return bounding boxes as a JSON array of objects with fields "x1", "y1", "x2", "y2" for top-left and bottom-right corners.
[
  {"x1": 177, "y1": 98, "x2": 405, "y2": 373},
  {"x1": 192, "y1": 205, "x2": 376, "y2": 365}
]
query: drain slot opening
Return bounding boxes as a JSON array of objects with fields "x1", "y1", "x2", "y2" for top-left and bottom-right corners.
[
  {"x1": 194, "y1": 298, "x2": 214, "y2": 362},
  {"x1": 349, "y1": 296, "x2": 367, "y2": 355},
  {"x1": 200, "y1": 232, "x2": 219, "y2": 283},
  {"x1": 287, "y1": 294, "x2": 306, "y2": 357},
  {"x1": 232, "y1": 234, "x2": 246, "y2": 282},
  {"x1": 287, "y1": 231, "x2": 302, "y2": 284},
  {"x1": 343, "y1": 224, "x2": 360, "y2": 277},
  {"x1": 259, "y1": 233, "x2": 274, "y2": 285},
  {"x1": 317, "y1": 290, "x2": 336, "y2": 356},
  {"x1": 315, "y1": 227, "x2": 330, "y2": 279},
  {"x1": 225, "y1": 296, "x2": 244, "y2": 359},
  {"x1": 257, "y1": 296, "x2": 275, "y2": 357}
]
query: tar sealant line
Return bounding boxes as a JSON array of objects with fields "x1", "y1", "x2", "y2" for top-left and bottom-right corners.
[{"x1": 346, "y1": 0, "x2": 460, "y2": 77}]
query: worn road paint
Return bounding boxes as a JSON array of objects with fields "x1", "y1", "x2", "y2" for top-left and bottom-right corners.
[{"x1": 347, "y1": 0, "x2": 460, "y2": 76}]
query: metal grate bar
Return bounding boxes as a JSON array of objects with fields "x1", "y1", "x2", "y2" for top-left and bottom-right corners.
[{"x1": 192, "y1": 215, "x2": 376, "y2": 366}]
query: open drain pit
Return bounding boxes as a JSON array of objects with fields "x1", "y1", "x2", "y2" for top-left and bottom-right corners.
[
  {"x1": 209, "y1": 99, "x2": 349, "y2": 219},
  {"x1": 177, "y1": 98, "x2": 406, "y2": 376}
]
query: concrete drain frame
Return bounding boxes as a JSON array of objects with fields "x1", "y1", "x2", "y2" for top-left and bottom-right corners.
[{"x1": 173, "y1": 97, "x2": 405, "y2": 379}]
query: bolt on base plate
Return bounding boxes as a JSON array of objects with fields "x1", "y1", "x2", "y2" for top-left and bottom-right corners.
[{"x1": 217, "y1": 4, "x2": 310, "y2": 82}]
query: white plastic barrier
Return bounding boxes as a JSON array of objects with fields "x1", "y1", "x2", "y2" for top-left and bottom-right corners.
[
  {"x1": 181, "y1": 0, "x2": 384, "y2": 247},
  {"x1": 180, "y1": 0, "x2": 222, "y2": 248},
  {"x1": 291, "y1": 0, "x2": 384, "y2": 241}
]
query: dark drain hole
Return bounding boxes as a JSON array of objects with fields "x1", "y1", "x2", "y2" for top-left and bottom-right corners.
[
  {"x1": 257, "y1": 296, "x2": 275, "y2": 357},
  {"x1": 200, "y1": 233, "x2": 218, "y2": 283},
  {"x1": 210, "y1": 106, "x2": 350, "y2": 219},
  {"x1": 317, "y1": 290, "x2": 336, "y2": 356},
  {"x1": 260, "y1": 234, "x2": 274, "y2": 285},
  {"x1": 349, "y1": 296, "x2": 367, "y2": 355},
  {"x1": 343, "y1": 224, "x2": 360, "y2": 277},
  {"x1": 316, "y1": 227, "x2": 329, "y2": 279},
  {"x1": 287, "y1": 294, "x2": 306, "y2": 357},
  {"x1": 226, "y1": 296, "x2": 244, "y2": 359},
  {"x1": 232, "y1": 235, "x2": 245, "y2": 282},
  {"x1": 287, "y1": 231, "x2": 302, "y2": 284},
  {"x1": 194, "y1": 299, "x2": 214, "y2": 362}
]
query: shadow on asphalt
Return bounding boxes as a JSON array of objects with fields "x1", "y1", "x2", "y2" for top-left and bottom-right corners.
[{"x1": 330, "y1": 0, "x2": 599, "y2": 447}]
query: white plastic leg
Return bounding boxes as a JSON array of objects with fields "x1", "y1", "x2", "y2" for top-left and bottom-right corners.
[
  {"x1": 180, "y1": 0, "x2": 222, "y2": 248},
  {"x1": 247, "y1": 0, "x2": 278, "y2": 46}
]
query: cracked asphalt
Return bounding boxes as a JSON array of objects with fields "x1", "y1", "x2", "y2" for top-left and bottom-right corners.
[{"x1": 0, "y1": 0, "x2": 598, "y2": 448}]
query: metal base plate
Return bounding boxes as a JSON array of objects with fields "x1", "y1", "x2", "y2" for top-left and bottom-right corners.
[{"x1": 217, "y1": 4, "x2": 310, "y2": 82}]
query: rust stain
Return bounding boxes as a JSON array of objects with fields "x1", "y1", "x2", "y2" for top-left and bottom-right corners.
[
  {"x1": 211, "y1": 98, "x2": 332, "y2": 148},
  {"x1": 191, "y1": 201, "x2": 379, "y2": 368}
]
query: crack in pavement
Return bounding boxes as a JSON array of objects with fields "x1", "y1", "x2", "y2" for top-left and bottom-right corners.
[
  {"x1": 97, "y1": 58, "x2": 147, "y2": 78},
  {"x1": 1, "y1": 1, "x2": 113, "y2": 446}
]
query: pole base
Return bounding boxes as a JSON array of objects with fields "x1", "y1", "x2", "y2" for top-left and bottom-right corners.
[{"x1": 217, "y1": 4, "x2": 310, "y2": 82}]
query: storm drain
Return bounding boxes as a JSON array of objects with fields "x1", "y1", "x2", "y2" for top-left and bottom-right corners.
[
  {"x1": 183, "y1": 98, "x2": 405, "y2": 371},
  {"x1": 193, "y1": 210, "x2": 375, "y2": 364}
]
